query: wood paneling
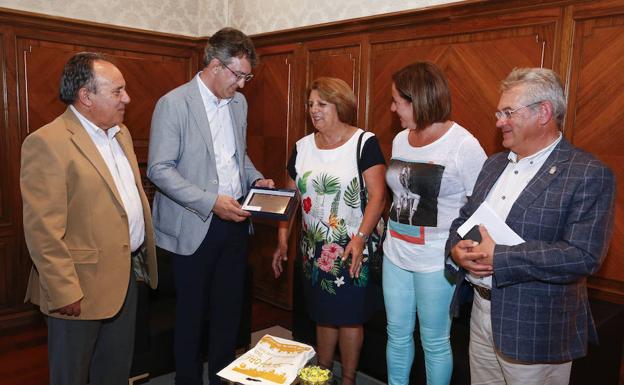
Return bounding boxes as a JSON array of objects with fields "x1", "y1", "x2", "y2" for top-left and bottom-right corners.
[
  {"x1": 0, "y1": 33, "x2": 7, "y2": 227},
  {"x1": 567, "y1": 4, "x2": 624, "y2": 300},
  {"x1": 370, "y1": 24, "x2": 555, "y2": 158},
  {"x1": 307, "y1": 43, "x2": 361, "y2": 132},
  {"x1": 242, "y1": 46, "x2": 299, "y2": 308},
  {"x1": 17, "y1": 39, "x2": 194, "y2": 160},
  {"x1": 1, "y1": 0, "x2": 624, "y2": 329}
]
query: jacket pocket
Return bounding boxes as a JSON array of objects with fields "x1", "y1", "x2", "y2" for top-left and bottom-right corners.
[{"x1": 69, "y1": 249, "x2": 99, "y2": 264}]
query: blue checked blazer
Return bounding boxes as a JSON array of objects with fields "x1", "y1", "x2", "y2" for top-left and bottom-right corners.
[{"x1": 445, "y1": 138, "x2": 615, "y2": 363}]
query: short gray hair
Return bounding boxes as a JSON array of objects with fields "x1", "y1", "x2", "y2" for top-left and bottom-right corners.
[
  {"x1": 203, "y1": 27, "x2": 257, "y2": 68},
  {"x1": 501, "y1": 67, "x2": 566, "y2": 127}
]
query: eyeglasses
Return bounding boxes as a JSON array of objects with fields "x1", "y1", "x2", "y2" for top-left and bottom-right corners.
[
  {"x1": 218, "y1": 59, "x2": 253, "y2": 82},
  {"x1": 495, "y1": 101, "x2": 543, "y2": 121}
]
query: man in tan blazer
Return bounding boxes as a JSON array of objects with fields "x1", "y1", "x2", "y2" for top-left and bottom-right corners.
[{"x1": 20, "y1": 52, "x2": 157, "y2": 385}]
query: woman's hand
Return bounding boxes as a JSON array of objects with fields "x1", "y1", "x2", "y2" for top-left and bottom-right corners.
[
  {"x1": 272, "y1": 242, "x2": 288, "y2": 278},
  {"x1": 343, "y1": 235, "x2": 366, "y2": 278}
]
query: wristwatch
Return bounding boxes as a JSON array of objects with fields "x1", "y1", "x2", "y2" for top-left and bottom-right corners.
[{"x1": 355, "y1": 231, "x2": 369, "y2": 242}]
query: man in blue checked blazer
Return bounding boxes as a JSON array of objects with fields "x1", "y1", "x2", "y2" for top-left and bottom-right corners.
[{"x1": 446, "y1": 68, "x2": 615, "y2": 385}]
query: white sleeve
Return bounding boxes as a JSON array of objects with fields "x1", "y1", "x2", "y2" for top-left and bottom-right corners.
[{"x1": 455, "y1": 135, "x2": 487, "y2": 196}]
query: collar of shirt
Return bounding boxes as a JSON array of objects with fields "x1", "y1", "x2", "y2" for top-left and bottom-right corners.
[
  {"x1": 507, "y1": 132, "x2": 563, "y2": 164},
  {"x1": 196, "y1": 72, "x2": 232, "y2": 119},
  {"x1": 69, "y1": 105, "x2": 120, "y2": 140}
]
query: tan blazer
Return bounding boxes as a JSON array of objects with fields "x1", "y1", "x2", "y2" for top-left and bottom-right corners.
[{"x1": 21, "y1": 108, "x2": 158, "y2": 320}]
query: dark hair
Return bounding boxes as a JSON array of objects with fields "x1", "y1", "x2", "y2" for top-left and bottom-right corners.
[
  {"x1": 203, "y1": 27, "x2": 258, "y2": 68},
  {"x1": 307, "y1": 77, "x2": 357, "y2": 125},
  {"x1": 392, "y1": 61, "x2": 452, "y2": 129},
  {"x1": 59, "y1": 52, "x2": 108, "y2": 105}
]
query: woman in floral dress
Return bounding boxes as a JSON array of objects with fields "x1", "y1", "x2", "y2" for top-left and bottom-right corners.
[{"x1": 272, "y1": 77, "x2": 386, "y2": 385}]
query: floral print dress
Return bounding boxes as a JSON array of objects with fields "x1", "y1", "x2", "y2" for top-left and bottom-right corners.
[{"x1": 287, "y1": 129, "x2": 385, "y2": 325}]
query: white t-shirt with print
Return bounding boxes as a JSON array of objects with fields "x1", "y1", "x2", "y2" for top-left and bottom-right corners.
[{"x1": 383, "y1": 123, "x2": 486, "y2": 272}]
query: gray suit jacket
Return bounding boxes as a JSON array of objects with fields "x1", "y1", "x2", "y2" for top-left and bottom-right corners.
[
  {"x1": 147, "y1": 78, "x2": 263, "y2": 255},
  {"x1": 446, "y1": 138, "x2": 615, "y2": 363}
]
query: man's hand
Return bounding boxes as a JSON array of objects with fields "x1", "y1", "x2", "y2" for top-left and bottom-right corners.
[
  {"x1": 253, "y1": 179, "x2": 275, "y2": 189},
  {"x1": 471, "y1": 225, "x2": 495, "y2": 266},
  {"x1": 451, "y1": 226, "x2": 494, "y2": 278},
  {"x1": 213, "y1": 195, "x2": 251, "y2": 222},
  {"x1": 52, "y1": 299, "x2": 82, "y2": 317},
  {"x1": 272, "y1": 243, "x2": 288, "y2": 278}
]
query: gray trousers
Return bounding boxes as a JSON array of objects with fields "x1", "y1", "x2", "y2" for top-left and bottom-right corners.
[{"x1": 47, "y1": 271, "x2": 138, "y2": 385}]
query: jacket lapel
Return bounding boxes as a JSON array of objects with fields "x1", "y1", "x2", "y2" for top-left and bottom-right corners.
[
  {"x1": 228, "y1": 97, "x2": 245, "y2": 169},
  {"x1": 505, "y1": 139, "x2": 571, "y2": 224},
  {"x1": 115, "y1": 127, "x2": 142, "y2": 187},
  {"x1": 186, "y1": 80, "x2": 216, "y2": 163},
  {"x1": 65, "y1": 108, "x2": 125, "y2": 209},
  {"x1": 476, "y1": 155, "x2": 509, "y2": 202}
]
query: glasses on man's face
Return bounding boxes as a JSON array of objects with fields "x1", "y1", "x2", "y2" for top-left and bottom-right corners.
[
  {"x1": 218, "y1": 59, "x2": 253, "y2": 82},
  {"x1": 495, "y1": 101, "x2": 543, "y2": 121}
]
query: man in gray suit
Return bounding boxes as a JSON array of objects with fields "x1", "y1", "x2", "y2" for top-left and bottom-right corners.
[
  {"x1": 446, "y1": 68, "x2": 615, "y2": 385},
  {"x1": 148, "y1": 28, "x2": 274, "y2": 385}
]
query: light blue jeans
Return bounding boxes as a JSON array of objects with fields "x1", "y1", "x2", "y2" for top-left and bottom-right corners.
[{"x1": 383, "y1": 257, "x2": 455, "y2": 385}]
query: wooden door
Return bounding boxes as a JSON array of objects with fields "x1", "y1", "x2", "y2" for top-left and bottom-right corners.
[
  {"x1": 242, "y1": 45, "x2": 300, "y2": 309},
  {"x1": 567, "y1": 4, "x2": 624, "y2": 300}
]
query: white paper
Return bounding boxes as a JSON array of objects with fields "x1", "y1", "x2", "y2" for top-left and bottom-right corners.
[
  {"x1": 457, "y1": 202, "x2": 524, "y2": 246},
  {"x1": 217, "y1": 334, "x2": 315, "y2": 385}
]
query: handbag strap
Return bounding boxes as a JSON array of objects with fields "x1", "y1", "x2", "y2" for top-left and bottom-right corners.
[
  {"x1": 355, "y1": 131, "x2": 375, "y2": 256},
  {"x1": 356, "y1": 131, "x2": 367, "y2": 212}
]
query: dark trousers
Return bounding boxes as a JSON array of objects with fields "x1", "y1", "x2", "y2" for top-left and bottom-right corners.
[
  {"x1": 172, "y1": 216, "x2": 248, "y2": 385},
  {"x1": 47, "y1": 270, "x2": 138, "y2": 385}
]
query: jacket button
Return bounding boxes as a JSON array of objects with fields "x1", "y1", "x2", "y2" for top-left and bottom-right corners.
[{"x1": 212, "y1": 180, "x2": 218, "y2": 184}]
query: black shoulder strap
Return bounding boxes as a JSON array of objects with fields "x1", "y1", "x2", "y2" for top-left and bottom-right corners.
[
  {"x1": 356, "y1": 131, "x2": 367, "y2": 213},
  {"x1": 356, "y1": 131, "x2": 377, "y2": 256}
]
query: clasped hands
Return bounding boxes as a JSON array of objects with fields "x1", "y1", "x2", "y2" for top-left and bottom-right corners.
[
  {"x1": 450, "y1": 224, "x2": 495, "y2": 277},
  {"x1": 213, "y1": 179, "x2": 275, "y2": 222}
]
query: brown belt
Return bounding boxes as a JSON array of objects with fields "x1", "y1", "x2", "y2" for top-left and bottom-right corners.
[{"x1": 473, "y1": 285, "x2": 491, "y2": 301}]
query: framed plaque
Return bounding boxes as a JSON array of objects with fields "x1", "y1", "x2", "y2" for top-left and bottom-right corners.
[{"x1": 241, "y1": 187, "x2": 297, "y2": 220}]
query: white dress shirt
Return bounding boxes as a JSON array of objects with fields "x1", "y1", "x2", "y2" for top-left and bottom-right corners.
[
  {"x1": 196, "y1": 73, "x2": 243, "y2": 200},
  {"x1": 469, "y1": 133, "x2": 562, "y2": 288},
  {"x1": 69, "y1": 105, "x2": 145, "y2": 252}
]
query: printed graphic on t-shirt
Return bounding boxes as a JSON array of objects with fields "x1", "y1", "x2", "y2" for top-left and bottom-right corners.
[{"x1": 388, "y1": 160, "x2": 445, "y2": 244}]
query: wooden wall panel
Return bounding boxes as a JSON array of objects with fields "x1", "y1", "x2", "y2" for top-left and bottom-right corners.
[
  {"x1": 242, "y1": 48, "x2": 298, "y2": 309},
  {"x1": 306, "y1": 44, "x2": 361, "y2": 132},
  {"x1": 0, "y1": 26, "x2": 38, "y2": 327},
  {"x1": 0, "y1": 33, "x2": 8, "y2": 227},
  {"x1": 369, "y1": 24, "x2": 555, "y2": 158},
  {"x1": 308, "y1": 45, "x2": 360, "y2": 91},
  {"x1": 17, "y1": 39, "x2": 193, "y2": 160},
  {"x1": 0, "y1": 240, "x2": 9, "y2": 305},
  {"x1": 567, "y1": 7, "x2": 624, "y2": 300}
]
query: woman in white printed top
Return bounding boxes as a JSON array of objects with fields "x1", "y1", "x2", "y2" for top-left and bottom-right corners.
[{"x1": 384, "y1": 62, "x2": 486, "y2": 385}]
